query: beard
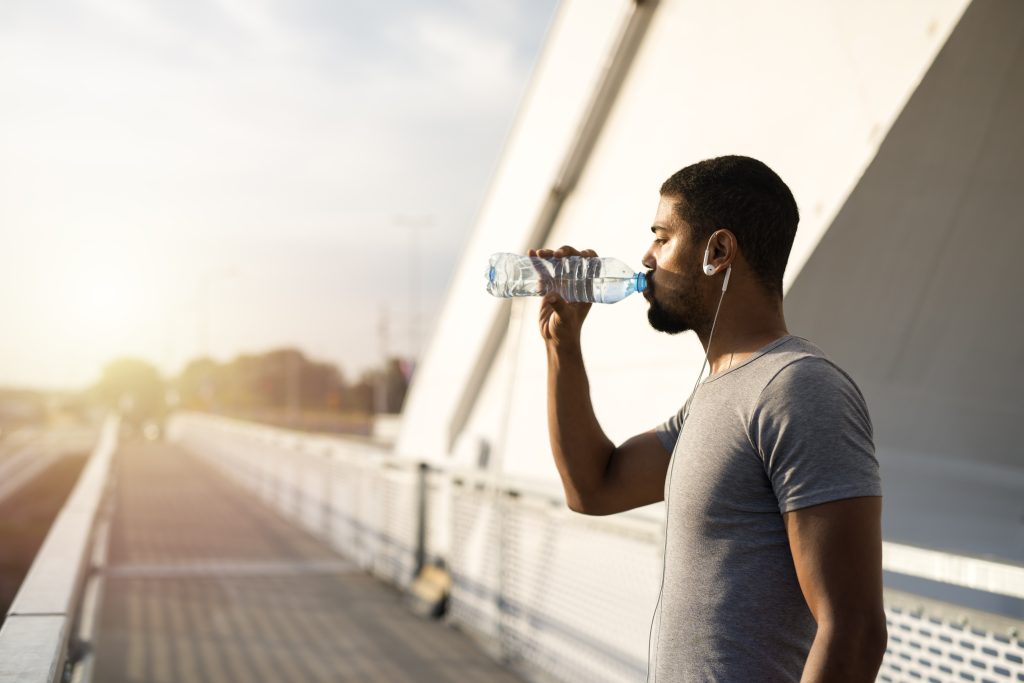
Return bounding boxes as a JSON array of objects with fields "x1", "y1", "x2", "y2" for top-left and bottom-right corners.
[
  {"x1": 645, "y1": 271, "x2": 705, "y2": 335},
  {"x1": 647, "y1": 299, "x2": 691, "y2": 334}
]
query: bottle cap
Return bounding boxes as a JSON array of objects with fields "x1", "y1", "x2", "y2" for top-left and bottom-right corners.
[{"x1": 636, "y1": 272, "x2": 647, "y2": 293}]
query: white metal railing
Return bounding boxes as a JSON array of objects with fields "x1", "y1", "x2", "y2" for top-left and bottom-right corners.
[
  {"x1": 168, "y1": 412, "x2": 1024, "y2": 683},
  {"x1": 882, "y1": 542, "x2": 1024, "y2": 600},
  {"x1": 0, "y1": 415, "x2": 119, "y2": 683}
]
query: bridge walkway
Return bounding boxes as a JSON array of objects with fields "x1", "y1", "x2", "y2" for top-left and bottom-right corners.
[{"x1": 90, "y1": 438, "x2": 524, "y2": 683}]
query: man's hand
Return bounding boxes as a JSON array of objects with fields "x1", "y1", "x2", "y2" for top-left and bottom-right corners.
[{"x1": 528, "y1": 246, "x2": 596, "y2": 349}]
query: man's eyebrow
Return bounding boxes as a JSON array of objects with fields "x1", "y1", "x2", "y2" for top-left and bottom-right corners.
[{"x1": 651, "y1": 225, "x2": 670, "y2": 234}]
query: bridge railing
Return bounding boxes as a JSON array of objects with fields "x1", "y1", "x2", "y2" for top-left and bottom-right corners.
[
  {"x1": 0, "y1": 416, "x2": 119, "y2": 683},
  {"x1": 168, "y1": 412, "x2": 1024, "y2": 683}
]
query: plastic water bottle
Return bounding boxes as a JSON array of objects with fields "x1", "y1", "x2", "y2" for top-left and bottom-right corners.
[{"x1": 485, "y1": 252, "x2": 647, "y2": 304}]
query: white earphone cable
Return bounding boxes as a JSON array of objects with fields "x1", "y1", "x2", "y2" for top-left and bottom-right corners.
[{"x1": 645, "y1": 264, "x2": 729, "y2": 682}]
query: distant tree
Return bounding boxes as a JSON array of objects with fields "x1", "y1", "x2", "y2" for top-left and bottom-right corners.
[
  {"x1": 173, "y1": 349, "x2": 351, "y2": 413},
  {"x1": 175, "y1": 357, "x2": 220, "y2": 409},
  {"x1": 348, "y1": 373, "x2": 375, "y2": 414},
  {"x1": 96, "y1": 357, "x2": 166, "y2": 426},
  {"x1": 167, "y1": 348, "x2": 408, "y2": 418},
  {"x1": 350, "y1": 357, "x2": 410, "y2": 415}
]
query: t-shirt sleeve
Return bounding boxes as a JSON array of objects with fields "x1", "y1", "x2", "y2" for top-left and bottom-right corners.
[
  {"x1": 655, "y1": 408, "x2": 683, "y2": 454},
  {"x1": 749, "y1": 357, "x2": 881, "y2": 513},
  {"x1": 655, "y1": 394, "x2": 695, "y2": 454}
]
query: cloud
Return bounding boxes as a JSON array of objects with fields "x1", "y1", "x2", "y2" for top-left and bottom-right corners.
[{"x1": 408, "y1": 12, "x2": 521, "y2": 109}]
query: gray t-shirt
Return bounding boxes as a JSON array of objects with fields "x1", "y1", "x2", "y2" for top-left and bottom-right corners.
[{"x1": 650, "y1": 335, "x2": 881, "y2": 682}]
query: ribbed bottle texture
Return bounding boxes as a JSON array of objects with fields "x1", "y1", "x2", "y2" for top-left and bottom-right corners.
[{"x1": 485, "y1": 253, "x2": 647, "y2": 304}]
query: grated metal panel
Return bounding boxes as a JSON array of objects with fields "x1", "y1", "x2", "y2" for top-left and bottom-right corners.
[
  {"x1": 498, "y1": 497, "x2": 661, "y2": 683},
  {"x1": 372, "y1": 468, "x2": 418, "y2": 587},
  {"x1": 880, "y1": 605, "x2": 1024, "y2": 683},
  {"x1": 449, "y1": 485, "x2": 503, "y2": 645},
  {"x1": 424, "y1": 472, "x2": 449, "y2": 564},
  {"x1": 326, "y1": 458, "x2": 362, "y2": 564}
]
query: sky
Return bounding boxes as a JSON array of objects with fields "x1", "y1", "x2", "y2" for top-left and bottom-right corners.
[{"x1": 0, "y1": 0, "x2": 558, "y2": 390}]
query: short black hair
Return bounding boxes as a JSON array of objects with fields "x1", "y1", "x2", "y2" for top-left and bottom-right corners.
[{"x1": 660, "y1": 155, "x2": 799, "y2": 297}]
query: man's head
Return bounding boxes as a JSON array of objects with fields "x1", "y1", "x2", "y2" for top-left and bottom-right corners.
[{"x1": 642, "y1": 155, "x2": 799, "y2": 334}]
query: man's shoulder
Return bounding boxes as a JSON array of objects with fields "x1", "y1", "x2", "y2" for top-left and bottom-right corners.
[
  {"x1": 754, "y1": 338, "x2": 868, "y2": 412},
  {"x1": 735, "y1": 335, "x2": 829, "y2": 385},
  {"x1": 738, "y1": 336, "x2": 863, "y2": 403},
  {"x1": 771, "y1": 336, "x2": 857, "y2": 380},
  {"x1": 765, "y1": 335, "x2": 828, "y2": 366}
]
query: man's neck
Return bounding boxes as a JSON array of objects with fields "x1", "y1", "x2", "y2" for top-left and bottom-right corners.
[{"x1": 699, "y1": 295, "x2": 789, "y2": 376}]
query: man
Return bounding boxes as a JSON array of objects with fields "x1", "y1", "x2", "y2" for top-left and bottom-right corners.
[{"x1": 529, "y1": 156, "x2": 887, "y2": 682}]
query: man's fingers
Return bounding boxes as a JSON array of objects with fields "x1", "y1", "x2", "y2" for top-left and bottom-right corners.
[
  {"x1": 552, "y1": 245, "x2": 600, "y2": 259},
  {"x1": 534, "y1": 246, "x2": 597, "y2": 258},
  {"x1": 529, "y1": 249, "x2": 553, "y2": 280}
]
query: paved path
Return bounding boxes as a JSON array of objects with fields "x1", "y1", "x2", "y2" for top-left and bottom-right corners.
[{"x1": 91, "y1": 439, "x2": 525, "y2": 683}]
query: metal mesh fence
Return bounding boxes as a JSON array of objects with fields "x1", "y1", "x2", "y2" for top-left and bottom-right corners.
[
  {"x1": 169, "y1": 413, "x2": 1024, "y2": 683},
  {"x1": 448, "y1": 482, "x2": 505, "y2": 649},
  {"x1": 880, "y1": 600, "x2": 1024, "y2": 683},
  {"x1": 424, "y1": 470, "x2": 450, "y2": 567},
  {"x1": 324, "y1": 451, "x2": 364, "y2": 566},
  {"x1": 495, "y1": 494, "x2": 661, "y2": 683},
  {"x1": 371, "y1": 466, "x2": 419, "y2": 588}
]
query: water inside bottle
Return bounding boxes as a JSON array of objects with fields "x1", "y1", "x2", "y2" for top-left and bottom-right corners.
[{"x1": 486, "y1": 253, "x2": 641, "y2": 303}]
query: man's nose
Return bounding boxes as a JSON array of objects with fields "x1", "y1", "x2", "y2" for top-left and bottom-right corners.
[{"x1": 641, "y1": 249, "x2": 655, "y2": 271}]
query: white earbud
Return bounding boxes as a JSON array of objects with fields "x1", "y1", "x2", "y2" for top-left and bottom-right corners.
[
  {"x1": 703, "y1": 243, "x2": 715, "y2": 275},
  {"x1": 704, "y1": 235, "x2": 732, "y2": 291}
]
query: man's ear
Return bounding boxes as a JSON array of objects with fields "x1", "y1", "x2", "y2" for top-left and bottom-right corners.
[{"x1": 709, "y1": 229, "x2": 738, "y2": 270}]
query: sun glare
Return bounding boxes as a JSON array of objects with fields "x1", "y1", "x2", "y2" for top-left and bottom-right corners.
[
  {"x1": 51, "y1": 245, "x2": 170, "y2": 354},
  {"x1": 72, "y1": 275, "x2": 144, "y2": 331}
]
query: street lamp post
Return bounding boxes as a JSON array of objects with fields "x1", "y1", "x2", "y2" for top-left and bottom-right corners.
[{"x1": 394, "y1": 215, "x2": 432, "y2": 363}]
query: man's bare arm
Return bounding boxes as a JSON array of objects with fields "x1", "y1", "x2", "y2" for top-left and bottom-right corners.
[
  {"x1": 547, "y1": 342, "x2": 670, "y2": 515},
  {"x1": 784, "y1": 496, "x2": 888, "y2": 682},
  {"x1": 533, "y1": 245, "x2": 671, "y2": 516}
]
